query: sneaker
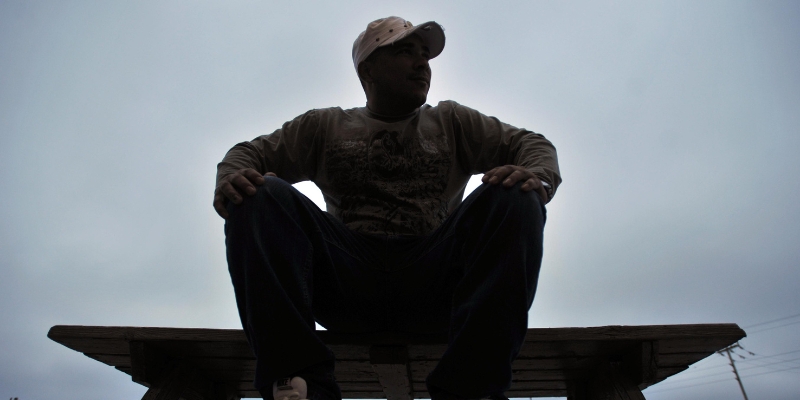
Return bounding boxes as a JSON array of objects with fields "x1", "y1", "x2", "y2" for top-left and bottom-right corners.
[{"x1": 272, "y1": 376, "x2": 308, "y2": 400}]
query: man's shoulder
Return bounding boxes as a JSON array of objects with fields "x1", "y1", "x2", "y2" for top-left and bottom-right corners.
[
  {"x1": 310, "y1": 106, "x2": 369, "y2": 122},
  {"x1": 315, "y1": 105, "x2": 367, "y2": 115},
  {"x1": 309, "y1": 101, "x2": 471, "y2": 122},
  {"x1": 420, "y1": 100, "x2": 474, "y2": 114}
]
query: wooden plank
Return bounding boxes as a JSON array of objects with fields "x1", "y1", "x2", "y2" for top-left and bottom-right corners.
[
  {"x1": 518, "y1": 340, "x2": 638, "y2": 359},
  {"x1": 166, "y1": 359, "x2": 382, "y2": 384},
  {"x1": 658, "y1": 352, "x2": 717, "y2": 367},
  {"x1": 140, "y1": 362, "x2": 192, "y2": 400},
  {"x1": 410, "y1": 359, "x2": 602, "y2": 382},
  {"x1": 131, "y1": 341, "x2": 169, "y2": 386},
  {"x1": 147, "y1": 340, "x2": 255, "y2": 359},
  {"x1": 85, "y1": 353, "x2": 130, "y2": 369},
  {"x1": 584, "y1": 362, "x2": 645, "y2": 400},
  {"x1": 185, "y1": 358, "x2": 256, "y2": 370},
  {"x1": 49, "y1": 336, "x2": 130, "y2": 355},
  {"x1": 116, "y1": 366, "x2": 133, "y2": 375},
  {"x1": 62, "y1": 337, "x2": 365, "y2": 364},
  {"x1": 369, "y1": 345, "x2": 412, "y2": 400},
  {"x1": 512, "y1": 357, "x2": 600, "y2": 370},
  {"x1": 50, "y1": 323, "x2": 744, "y2": 345},
  {"x1": 169, "y1": 359, "x2": 380, "y2": 376},
  {"x1": 81, "y1": 352, "x2": 717, "y2": 397},
  {"x1": 503, "y1": 389, "x2": 569, "y2": 397},
  {"x1": 510, "y1": 369, "x2": 582, "y2": 381},
  {"x1": 48, "y1": 324, "x2": 747, "y2": 399},
  {"x1": 129, "y1": 341, "x2": 238, "y2": 400},
  {"x1": 336, "y1": 392, "x2": 388, "y2": 399},
  {"x1": 411, "y1": 390, "x2": 569, "y2": 398},
  {"x1": 230, "y1": 380, "x2": 386, "y2": 392},
  {"x1": 336, "y1": 368, "x2": 380, "y2": 382},
  {"x1": 49, "y1": 325, "x2": 248, "y2": 342},
  {"x1": 171, "y1": 369, "x2": 251, "y2": 384},
  {"x1": 48, "y1": 324, "x2": 744, "y2": 362},
  {"x1": 523, "y1": 324, "x2": 744, "y2": 342},
  {"x1": 622, "y1": 341, "x2": 658, "y2": 385},
  {"x1": 371, "y1": 364, "x2": 412, "y2": 400},
  {"x1": 329, "y1": 344, "x2": 372, "y2": 361},
  {"x1": 236, "y1": 387, "x2": 389, "y2": 399},
  {"x1": 658, "y1": 337, "x2": 742, "y2": 353},
  {"x1": 407, "y1": 345, "x2": 447, "y2": 360},
  {"x1": 654, "y1": 366, "x2": 687, "y2": 381},
  {"x1": 509, "y1": 380, "x2": 568, "y2": 390},
  {"x1": 50, "y1": 328, "x2": 742, "y2": 363},
  {"x1": 83, "y1": 340, "x2": 664, "y2": 361}
]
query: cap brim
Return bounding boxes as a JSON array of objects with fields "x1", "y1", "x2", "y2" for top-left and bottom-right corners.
[{"x1": 385, "y1": 21, "x2": 446, "y2": 60}]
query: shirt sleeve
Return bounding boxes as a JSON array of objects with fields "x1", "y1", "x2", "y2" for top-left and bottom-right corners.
[
  {"x1": 216, "y1": 109, "x2": 322, "y2": 186},
  {"x1": 449, "y1": 101, "x2": 562, "y2": 198}
]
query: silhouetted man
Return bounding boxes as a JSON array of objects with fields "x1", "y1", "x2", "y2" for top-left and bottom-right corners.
[{"x1": 214, "y1": 16, "x2": 561, "y2": 400}]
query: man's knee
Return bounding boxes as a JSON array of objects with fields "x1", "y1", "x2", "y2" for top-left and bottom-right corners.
[
  {"x1": 226, "y1": 176, "x2": 297, "y2": 216},
  {"x1": 475, "y1": 183, "x2": 546, "y2": 225}
]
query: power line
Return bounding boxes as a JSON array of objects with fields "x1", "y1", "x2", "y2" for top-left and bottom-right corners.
[
  {"x1": 691, "y1": 348, "x2": 800, "y2": 372},
  {"x1": 740, "y1": 356, "x2": 800, "y2": 372},
  {"x1": 646, "y1": 364, "x2": 800, "y2": 395},
  {"x1": 743, "y1": 355, "x2": 800, "y2": 367},
  {"x1": 656, "y1": 344, "x2": 800, "y2": 384},
  {"x1": 740, "y1": 364, "x2": 800, "y2": 379},
  {"x1": 656, "y1": 355, "x2": 800, "y2": 386},
  {"x1": 747, "y1": 319, "x2": 800, "y2": 334},
  {"x1": 743, "y1": 312, "x2": 800, "y2": 329},
  {"x1": 744, "y1": 348, "x2": 800, "y2": 360},
  {"x1": 647, "y1": 349, "x2": 800, "y2": 395},
  {"x1": 646, "y1": 340, "x2": 800, "y2": 396}
]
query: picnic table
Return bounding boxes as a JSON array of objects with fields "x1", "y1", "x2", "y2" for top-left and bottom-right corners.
[{"x1": 48, "y1": 323, "x2": 745, "y2": 400}]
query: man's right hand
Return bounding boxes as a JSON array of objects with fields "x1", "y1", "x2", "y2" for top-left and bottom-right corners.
[{"x1": 213, "y1": 168, "x2": 273, "y2": 219}]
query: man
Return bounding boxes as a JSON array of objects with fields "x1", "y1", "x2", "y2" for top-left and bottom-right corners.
[{"x1": 214, "y1": 16, "x2": 561, "y2": 400}]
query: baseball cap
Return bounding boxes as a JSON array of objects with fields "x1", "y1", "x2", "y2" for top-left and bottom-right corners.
[{"x1": 352, "y1": 16, "x2": 445, "y2": 73}]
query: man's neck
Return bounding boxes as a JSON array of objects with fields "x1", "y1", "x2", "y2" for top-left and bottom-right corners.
[
  {"x1": 365, "y1": 104, "x2": 419, "y2": 121},
  {"x1": 366, "y1": 98, "x2": 421, "y2": 118}
]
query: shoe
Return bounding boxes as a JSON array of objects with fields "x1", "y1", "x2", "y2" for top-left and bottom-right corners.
[
  {"x1": 264, "y1": 360, "x2": 341, "y2": 400},
  {"x1": 272, "y1": 376, "x2": 308, "y2": 400}
]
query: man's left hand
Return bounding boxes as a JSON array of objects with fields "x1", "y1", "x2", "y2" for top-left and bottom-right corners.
[{"x1": 482, "y1": 165, "x2": 549, "y2": 203}]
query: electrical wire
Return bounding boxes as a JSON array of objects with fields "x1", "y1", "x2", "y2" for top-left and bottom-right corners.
[
  {"x1": 665, "y1": 348, "x2": 800, "y2": 378},
  {"x1": 645, "y1": 313, "x2": 800, "y2": 395},
  {"x1": 646, "y1": 364, "x2": 800, "y2": 394},
  {"x1": 747, "y1": 319, "x2": 800, "y2": 334},
  {"x1": 742, "y1": 312, "x2": 800, "y2": 329},
  {"x1": 656, "y1": 355, "x2": 800, "y2": 386}
]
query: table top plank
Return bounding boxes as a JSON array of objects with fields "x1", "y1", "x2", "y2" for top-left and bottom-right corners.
[
  {"x1": 48, "y1": 324, "x2": 745, "y2": 399},
  {"x1": 49, "y1": 323, "x2": 743, "y2": 343}
]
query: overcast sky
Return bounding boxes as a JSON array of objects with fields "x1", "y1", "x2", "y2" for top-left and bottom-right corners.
[{"x1": 1, "y1": 1, "x2": 799, "y2": 399}]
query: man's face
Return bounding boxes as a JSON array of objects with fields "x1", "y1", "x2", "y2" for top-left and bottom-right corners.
[{"x1": 363, "y1": 34, "x2": 432, "y2": 110}]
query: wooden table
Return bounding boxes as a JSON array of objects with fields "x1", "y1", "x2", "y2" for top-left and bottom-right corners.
[{"x1": 48, "y1": 324, "x2": 745, "y2": 400}]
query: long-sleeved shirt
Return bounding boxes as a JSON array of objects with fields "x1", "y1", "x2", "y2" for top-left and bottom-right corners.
[{"x1": 217, "y1": 100, "x2": 561, "y2": 236}]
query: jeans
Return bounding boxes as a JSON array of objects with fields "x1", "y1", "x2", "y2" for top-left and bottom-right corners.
[{"x1": 225, "y1": 176, "x2": 546, "y2": 399}]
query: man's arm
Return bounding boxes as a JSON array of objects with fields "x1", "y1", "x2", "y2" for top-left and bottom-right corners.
[
  {"x1": 481, "y1": 165, "x2": 549, "y2": 203},
  {"x1": 213, "y1": 109, "x2": 321, "y2": 219},
  {"x1": 450, "y1": 101, "x2": 561, "y2": 203}
]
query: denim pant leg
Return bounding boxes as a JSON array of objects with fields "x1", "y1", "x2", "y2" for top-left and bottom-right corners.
[
  {"x1": 224, "y1": 177, "x2": 386, "y2": 393},
  {"x1": 422, "y1": 183, "x2": 546, "y2": 399}
]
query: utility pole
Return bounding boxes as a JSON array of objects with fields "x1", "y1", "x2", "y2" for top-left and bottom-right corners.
[{"x1": 717, "y1": 343, "x2": 749, "y2": 400}]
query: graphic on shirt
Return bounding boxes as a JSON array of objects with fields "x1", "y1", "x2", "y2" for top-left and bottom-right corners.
[
  {"x1": 368, "y1": 130, "x2": 405, "y2": 178},
  {"x1": 324, "y1": 128, "x2": 451, "y2": 235}
]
